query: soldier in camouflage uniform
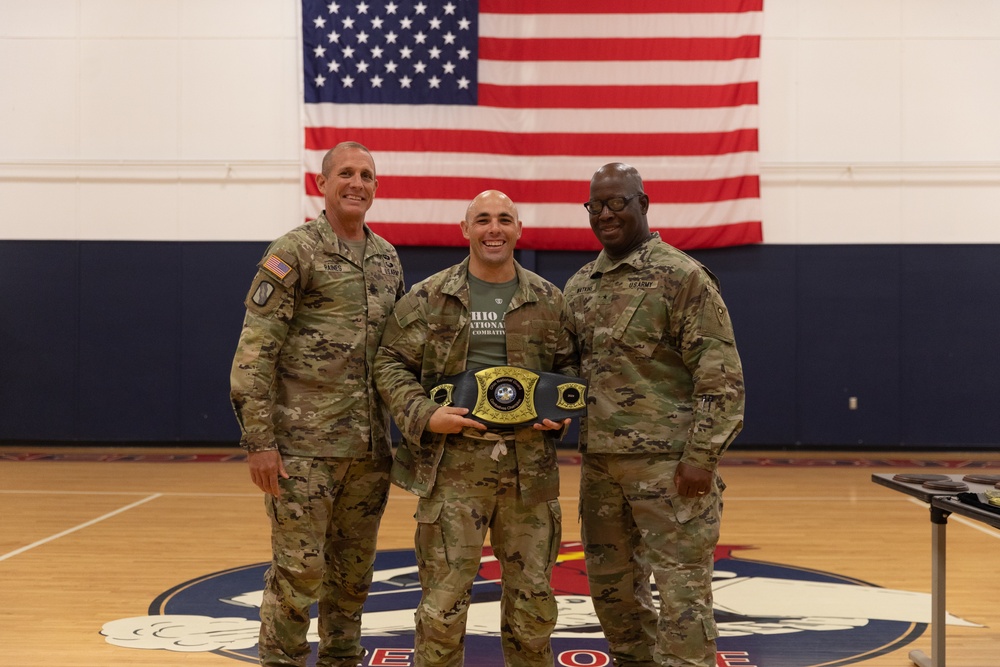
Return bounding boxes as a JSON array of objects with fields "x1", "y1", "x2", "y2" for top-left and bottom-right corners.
[
  {"x1": 230, "y1": 142, "x2": 405, "y2": 667},
  {"x1": 563, "y1": 163, "x2": 745, "y2": 667},
  {"x1": 373, "y1": 190, "x2": 577, "y2": 667}
]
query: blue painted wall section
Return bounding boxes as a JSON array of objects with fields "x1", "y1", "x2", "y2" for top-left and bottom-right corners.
[{"x1": 2, "y1": 241, "x2": 998, "y2": 447}]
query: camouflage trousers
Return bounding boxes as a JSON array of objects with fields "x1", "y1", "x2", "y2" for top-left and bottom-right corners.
[
  {"x1": 413, "y1": 431, "x2": 562, "y2": 667},
  {"x1": 580, "y1": 453, "x2": 723, "y2": 667},
  {"x1": 258, "y1": 455, "x2": 391, "y2": 667}
]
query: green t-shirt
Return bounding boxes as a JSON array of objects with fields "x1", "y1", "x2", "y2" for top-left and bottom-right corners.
[
  {"x1": 342, "y1": 237, "x2": 367, "y2": 264},
  {"x1": 466, "y1": 272, "x2": 518, "y2": 370}
]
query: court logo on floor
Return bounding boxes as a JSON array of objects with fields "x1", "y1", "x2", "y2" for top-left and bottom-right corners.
[{"x1": 102, "y1": 542, "x2": 976, "y2": 667}]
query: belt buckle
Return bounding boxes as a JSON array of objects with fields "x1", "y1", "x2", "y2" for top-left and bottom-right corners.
[{"x1": 430, "y1": 366, "x2": 587, "y2": 426}]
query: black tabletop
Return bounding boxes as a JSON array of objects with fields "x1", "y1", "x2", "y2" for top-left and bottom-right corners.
[{"x1": 872, "y1": 472, "x2": 1000, "y2": 529}]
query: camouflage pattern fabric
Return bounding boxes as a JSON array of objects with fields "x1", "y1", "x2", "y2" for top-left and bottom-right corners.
[
  {"x1": 230, "y1": 213, "x2": 403, "y2": 667},
  {"x1": 258, "y1": 455, "x2": 391, "y2": 667},
  {"x1": 230, "y1": 213, "x2": 405, "y2": 458},
  {"x1": 562, "y1": 233, "x2": 744, "y2": 467},
  {"x1": 373, "y1": 257, "x2": 576, "y2": 667},
  {"x1": 580, "y1": 454, "x2": 722, "y2": 667},
  {"x1": 563, "y1": 234, "x2": 744, "y2": 667},
  {"x1": 374, "y1": 257, "x2": 578, "y2": 505},
  {"x1": 413, "y1": 431, "x2": 562, "y2": 667}
]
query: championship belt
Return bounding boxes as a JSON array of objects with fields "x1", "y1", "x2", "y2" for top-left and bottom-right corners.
[{"x1": 429, "y1": 366, "x2": 587, "y2": 427}]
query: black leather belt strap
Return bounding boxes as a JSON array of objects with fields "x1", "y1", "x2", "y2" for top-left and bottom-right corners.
[{"x1": 429, "y1": 366, "x2": 587, "y2": 427}]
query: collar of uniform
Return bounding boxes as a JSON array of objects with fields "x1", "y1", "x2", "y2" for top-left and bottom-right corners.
[
  {"x1": 589, "y1": 232, "x2": 661, "y2": 278},
  {"x1": 440, "y1": 257, "x2": 473, "y2": 298},
  {"x1": 314, "y1": 211, "x2": 342, "y2": 257},
  {"x1": 440, "y1": 258, "x2": 537, "y2": 308},
  {"x1": 508, "y1": 261, "x2": 539, "y2": 309},
  {"x1": 316, "y1": 210, "x2": 376, "y2": 264}
]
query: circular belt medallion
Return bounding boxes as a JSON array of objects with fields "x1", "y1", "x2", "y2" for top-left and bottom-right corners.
[
  {"x1": 487, "y1": 377, "x2": 524, "y2": 412},
  {"x1": 428, "y1": 366, "x2": 576, "y2": 425}
]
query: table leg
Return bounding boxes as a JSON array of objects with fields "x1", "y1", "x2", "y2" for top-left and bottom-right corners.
[{"x1": 910, "y1": 506, "x2": 949, "y2": 667}]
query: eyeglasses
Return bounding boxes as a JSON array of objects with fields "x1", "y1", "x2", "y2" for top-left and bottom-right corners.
[{"x1": 583, "y1": 194, "x2": 642, "y2": 215}]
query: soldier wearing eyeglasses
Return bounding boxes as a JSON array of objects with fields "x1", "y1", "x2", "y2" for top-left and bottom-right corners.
[{"x1": 564, "y1": 163, "x2": 745, "y2": 667}]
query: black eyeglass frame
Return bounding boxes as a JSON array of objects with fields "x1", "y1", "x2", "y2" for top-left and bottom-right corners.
[{"x1": 583, "y1": 193, "x2": 644, "y2": 215}]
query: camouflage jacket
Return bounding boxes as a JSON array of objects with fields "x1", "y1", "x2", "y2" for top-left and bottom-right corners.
[
  {"x1": 230, "y1": 213, "x2": 404, "y2": 457},
  {"x1": 374, "y1": 258, "x2": 578, "y2": 504},
  {"x1": 563, "y1": 234, "x2": 744, "y2": 471}
]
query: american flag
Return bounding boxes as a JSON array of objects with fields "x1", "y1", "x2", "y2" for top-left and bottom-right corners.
[
  {"x1": 301, "y1": 0, "x2": 763, "y2": 250},
  {"x1": 263, "y1": 254, "x2": 293, "y2": 279}
]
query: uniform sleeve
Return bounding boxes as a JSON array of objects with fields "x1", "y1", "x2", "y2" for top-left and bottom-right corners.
[
  {"x1": 674, "y1": 270, "x2": 745, "y2": 470},
  {"x1": 551, "y1": 288, "x2": 580, "y2": 379},
  {"x1": 550, "y1": 304, "x2": 579, "y2": 442},
  {"x1": 373, "y1": 290, "x2": 441, "y2": 445},
  {"x1": 229, "y1": 246, "x2": 302, "y2": 452}
]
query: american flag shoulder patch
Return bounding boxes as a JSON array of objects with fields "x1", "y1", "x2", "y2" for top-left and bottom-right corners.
[{"x1": 262, "y1": 254, "x2": 292, "y2": 280}]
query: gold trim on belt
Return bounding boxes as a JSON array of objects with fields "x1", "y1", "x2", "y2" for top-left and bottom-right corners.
[{"x1": 429, "y1": 366, "x2": 587, "y2": 426}]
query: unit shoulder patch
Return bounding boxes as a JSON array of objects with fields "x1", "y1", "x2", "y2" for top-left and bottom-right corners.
[{"x1": 251, "y1": 281, "x2": 275, "y2": 307}]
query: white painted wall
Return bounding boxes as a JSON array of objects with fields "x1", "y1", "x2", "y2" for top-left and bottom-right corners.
[
  {"x1": 760, "y1": 0, "x2": 1000, "y2": 244},
  {"x1": 1, "y1": 0, "x2": 998, "y2": 242}
]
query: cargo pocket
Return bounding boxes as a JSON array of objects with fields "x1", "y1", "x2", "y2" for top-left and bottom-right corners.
[
  {"x1": 545, "y1": 499, "x2": 563, "y2": 570},
  {"x1": 414, "y1": 498, "x2": 447, "y2": 571},
  {"x1": 703, "y1": 614, "x2": 719, "y2": 641},
  {"x1": 671, "y1": 488, "x2": 716, "y2": 524},
  {"x1": 611, "y1": 291, "x2": 662, "y2": 358}
]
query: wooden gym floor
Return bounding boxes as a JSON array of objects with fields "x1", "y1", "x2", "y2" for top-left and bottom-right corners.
[{"x1": 1, "y1": 445, "x2": 997, "y2": 667}]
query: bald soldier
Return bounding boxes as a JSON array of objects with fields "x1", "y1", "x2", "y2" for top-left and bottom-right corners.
[
  {"x1": 374, "y1": 190, "x2": 578, "y2": 667},
  {"x1": 230, "y1": 142, "x2": 405, "y2": 667}
]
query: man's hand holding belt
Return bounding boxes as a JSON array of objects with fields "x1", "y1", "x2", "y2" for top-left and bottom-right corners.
[{"x1": 426, "y1": 365, "x2": 587, "y2": 431}]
